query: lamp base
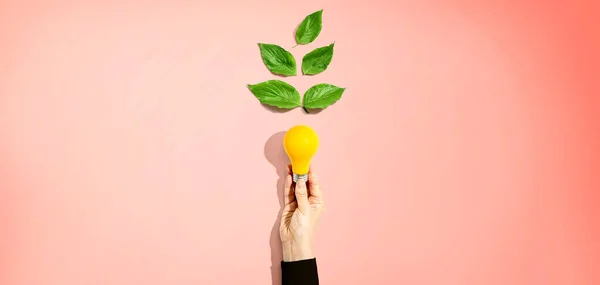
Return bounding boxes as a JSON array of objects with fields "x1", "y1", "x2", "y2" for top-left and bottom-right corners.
[{"x1": 292, "y1": 173, "x2": 308, "y2": 182}]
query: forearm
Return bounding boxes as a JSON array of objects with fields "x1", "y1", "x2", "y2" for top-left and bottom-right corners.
[
  {"x1": 281, "y1": 240, "x2": 319, "y2": 285},
  {"x1": 282, "y1": 240, "x2": 313, "y2": 262}
]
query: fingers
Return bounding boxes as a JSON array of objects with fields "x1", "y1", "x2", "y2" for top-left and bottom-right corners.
[
  {"x1": 284, "y1": 164, "x2": 322, "y2": 210},
  {"x1": 308, "y1": 167, "x2": 323, "y2": 199},
  {"x1": 283, "y1": 165, "x2": 294, "y2": 205},
  {"x1": 294, "y1": 180, "x2": 310, "y2": 215}
]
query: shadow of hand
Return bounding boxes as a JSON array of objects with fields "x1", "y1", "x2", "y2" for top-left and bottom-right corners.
[{"x1": 264, "y1": 131, "x2": 289, "y2": 285}]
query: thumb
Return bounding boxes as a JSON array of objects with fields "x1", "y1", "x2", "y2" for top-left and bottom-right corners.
[{"x1": 294, "y1": 180, "x2": 310, "y2": 215}]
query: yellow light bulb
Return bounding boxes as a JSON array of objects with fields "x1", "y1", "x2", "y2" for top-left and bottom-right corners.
[{"x1": 283, "y1": 125, "x2": 319, "y2": 182}]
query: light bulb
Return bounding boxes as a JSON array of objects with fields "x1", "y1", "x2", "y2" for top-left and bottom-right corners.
[{"x1": 283, "y1": 125, "x2": 319, "y2": 182}]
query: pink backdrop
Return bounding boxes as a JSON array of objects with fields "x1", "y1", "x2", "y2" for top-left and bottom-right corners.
[{"x1": 1, "y1": 0, "x2": 599, "y2": 284}]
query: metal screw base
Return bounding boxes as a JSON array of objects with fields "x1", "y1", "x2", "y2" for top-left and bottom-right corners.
[{"x1": 293, "y1": 173, "x2": 308, "y2": 182}]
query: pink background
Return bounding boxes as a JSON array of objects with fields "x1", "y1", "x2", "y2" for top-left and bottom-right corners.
[{"x1": 1, "y1": 0, "x2": 599, "y2": 284}]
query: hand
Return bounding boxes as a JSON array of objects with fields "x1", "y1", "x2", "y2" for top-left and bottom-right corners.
[{"x1": 280, "y1": 165, "x2": 325, "y2": 262}]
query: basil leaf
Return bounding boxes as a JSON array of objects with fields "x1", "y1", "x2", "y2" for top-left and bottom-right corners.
[
  {"x1": 295, "y1": 10, "x2": 323, "y2": 45},
  {"x1": 248, "y1": 80, "x2": 301, "y2": 109},
  {"x1": 301, "y1": 43, "x2": 334, "y2": 75},
  {"x1": 302, "y1": 83, "x2": 345, "y2": 109},
  {"x1": 258, "y1": 43, "x2": 297, "y2": 76}
]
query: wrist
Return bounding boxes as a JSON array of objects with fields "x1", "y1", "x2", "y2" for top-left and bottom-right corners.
[{"x1": 282, "y1": 240, "x2": 313, "y2": 262}]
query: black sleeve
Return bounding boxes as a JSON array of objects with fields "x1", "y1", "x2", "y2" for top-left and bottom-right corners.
[{"x1": 281, "y1": 258, "x2": 319, "y2": 285}]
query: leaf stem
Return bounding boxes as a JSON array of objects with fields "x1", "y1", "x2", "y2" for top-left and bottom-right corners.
[{"x1": 302, "y1": 107, "x2": 309, "y2": 113}]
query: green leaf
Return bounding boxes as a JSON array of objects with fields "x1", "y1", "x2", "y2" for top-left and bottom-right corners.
[
  {"x1": 301, "y1": 43, "x2": 334, "y2": 75},
  {"x1": 258, "y1": 43, "x2": 297, "y2": 76},
  {"x1": 295, "y1": 10, "x2": 323, "y2": 45},
  {"x1": 248, "y1": 80, "x2": 301, "y2": 109},
  {"x1": 302, "y1": 83, "x2": 345, "y2": 109}
]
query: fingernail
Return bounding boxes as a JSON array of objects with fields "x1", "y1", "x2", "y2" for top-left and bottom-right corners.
[{"x1": 296, "y1": 180, "x2": 307, "y2": 191}]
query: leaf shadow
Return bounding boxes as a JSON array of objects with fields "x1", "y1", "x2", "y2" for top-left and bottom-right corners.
[
  {"x1": 302, "y1": 108, "x2": 325, "y2": 115},
  {"x1": 261, "y1": 104, "x2": 295, "y2": 113},
  {"x1": 264, "y1": 131, "x2": 290, "y2": 285},
  {"x1": 300, "y1": 73, "x2": 320, "y2": 77},
  {"x1": 292, "y1": 25, "x2": 299, "y2": 47},
  {"x1": 271, "y1": 72, "x2": 292, "y2": 78}
]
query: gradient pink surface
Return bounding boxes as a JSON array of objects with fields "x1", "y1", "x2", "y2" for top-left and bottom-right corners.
[{"x1": 1, "y1": 0, "x2": 599, "y2": 284}]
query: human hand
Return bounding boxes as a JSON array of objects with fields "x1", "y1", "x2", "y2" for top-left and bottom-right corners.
[{"x1": 280, "y1": 165, "x2": 325, "y2": 262}]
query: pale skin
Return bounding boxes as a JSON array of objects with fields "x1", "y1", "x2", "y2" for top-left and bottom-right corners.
[{"x1": 280, "y1": 165, "x2": 325, "y2": 262}]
